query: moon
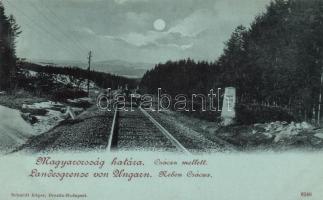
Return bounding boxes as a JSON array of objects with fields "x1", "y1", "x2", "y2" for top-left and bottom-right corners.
[{"x1": 153, "y1": 19, "x2": 166, "y2": 31}]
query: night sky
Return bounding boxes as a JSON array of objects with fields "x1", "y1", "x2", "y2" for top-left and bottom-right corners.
[{"x1": 3, "y1": 0, "x2": 271, "y2": 63}]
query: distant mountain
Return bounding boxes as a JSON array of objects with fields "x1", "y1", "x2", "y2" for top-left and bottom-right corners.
[
  {"x1": 92, "y1": 60, "x2": 153, "y2": 78},
  {"x1": 29, "y1": 59, "x2": 154, "y2": 78}
]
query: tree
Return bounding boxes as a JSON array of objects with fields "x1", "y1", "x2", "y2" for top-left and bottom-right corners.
[{"x1": 0, "y1": 2, "x2": 21, "y2": 90}]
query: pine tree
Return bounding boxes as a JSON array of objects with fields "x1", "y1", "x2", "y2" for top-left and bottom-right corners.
[
  {"x1": 8, "y1": 14, "x2": 21, "y2": 90},
  {"x1": 0, "y1": 2, "x2": 21, "y2": 90},
  {"x1": 0, "y1": 2, "x2": 10, "y2": 90}
]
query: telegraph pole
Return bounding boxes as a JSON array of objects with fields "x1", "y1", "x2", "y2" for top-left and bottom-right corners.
[{"x1": 87, "y1": 51, "x2": 92, "y2": 96}]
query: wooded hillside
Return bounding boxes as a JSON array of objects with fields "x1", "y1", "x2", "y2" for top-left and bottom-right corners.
[{"x1": 141, "y1": 0, "x2": 323, "y2": 121}]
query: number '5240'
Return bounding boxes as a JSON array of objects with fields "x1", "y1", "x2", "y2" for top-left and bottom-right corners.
[{"x1": 300, "y1": 192, "x2": 312, "y2": 197}]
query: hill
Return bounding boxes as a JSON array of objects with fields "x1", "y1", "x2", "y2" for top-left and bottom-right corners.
[
  {"x1": 30, "y1": 59, "x2": 153, "y2": 78},
  {"x1": 18, "y1": 61, "x2": 138, "y2": 90}
]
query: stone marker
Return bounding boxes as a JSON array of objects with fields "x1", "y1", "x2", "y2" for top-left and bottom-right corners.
[{"x1": 221, "y1": 87, "x2": 236, "y2": 126}]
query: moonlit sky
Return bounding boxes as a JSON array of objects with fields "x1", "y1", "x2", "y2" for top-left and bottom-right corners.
[{"x1": 3, "y1": 0, "x2": 271, "y2": 64}]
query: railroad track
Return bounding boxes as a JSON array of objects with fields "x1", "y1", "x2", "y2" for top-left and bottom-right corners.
[{"x1": 107, "y1": 106, "x2": 190, "y2": 154}]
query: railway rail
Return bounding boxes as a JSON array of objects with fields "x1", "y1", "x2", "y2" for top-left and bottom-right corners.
[{"x1": 107, "y1": 106, "x2": 191, "y2": 154}]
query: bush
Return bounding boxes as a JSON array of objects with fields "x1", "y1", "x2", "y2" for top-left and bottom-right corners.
[
  {"x1": 51, "y1": 89, "x2": 87, "y2": 102},
  {"x1": 235, "y1": 104, "x2": 295, "y2": 125},
  {"x1": 21, "y1": 108, "x2": 48, "y2": 116},
  {"x1": 68, "y1": 100, "x2": 92, "y2": 108},
  {"x1": 175, "y1": 101, "x2": 221, "y2": 122},
  {"x1": 183, "y1": 110, "x2": 221, "y2": 122}
]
